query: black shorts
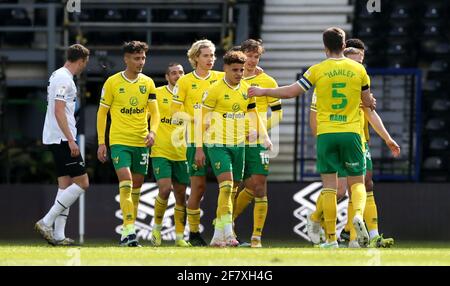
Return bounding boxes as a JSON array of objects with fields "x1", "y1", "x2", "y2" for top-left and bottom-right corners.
[{"x1": 49, "y1": 141, "x2": 86, "y2": 178}]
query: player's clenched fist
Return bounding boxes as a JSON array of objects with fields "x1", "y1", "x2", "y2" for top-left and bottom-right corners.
[{"x1": 248, "y1": 86, "x2": 266, "y2": 98}]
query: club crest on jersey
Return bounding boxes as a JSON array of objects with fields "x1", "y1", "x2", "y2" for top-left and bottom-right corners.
[
  {"x1": 242, "y1": 93, "x2": 248, "y2": 100},
  {"x1": 232, "y1": 103, "x2": 240, "y2": 112},
  {"x1": 139, "y1": 85, "x2": 147, "y2": 94},
  {"x1": 129, "y1": 96, "x2": 138, "y2": 106}
]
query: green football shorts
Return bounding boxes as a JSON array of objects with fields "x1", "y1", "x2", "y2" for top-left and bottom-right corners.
[
  {"x1": 243, "y1": 144, "x2": 269, "y2": 180},
  {"x1": 110, "y1": 144, "x2": 149, "y2": 175},
  {"x1": 316, "y1": 132, "x2": 365, "y2": 176},
  {"x1": 151, "y1": 157, "x2": 189, "y2": 185},
  {"x1": 364, "y1": 142, "x2": 373, "y2": 172},
  {"x1": 186, "y1": 144, "x2": 211, "y2": 177},
  {"x1": 206, "y1": 145, "x2": 245, "y2": 181}
]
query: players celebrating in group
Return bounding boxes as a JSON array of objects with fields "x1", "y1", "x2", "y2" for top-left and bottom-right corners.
[{"x1": 37, "y1": 25, "x2": 400, "y2": 249}]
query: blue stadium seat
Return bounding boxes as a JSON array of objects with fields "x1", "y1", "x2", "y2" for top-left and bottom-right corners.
[
  {"x1": 200, "y1": 9, "x2": 221, "y2": 22},
  {"x1": 425, "y1": 118, "x2": 447, "y2": 131},
  {"x1": 423, "y1": 156, "x2": 444, "y2": 170},
  {"x1": 429, "y1": 59, "x2": 450, "y2": 72},
  {"x1": 430, "y1": 137, "x2": 450, "y2": 151},
  {"x1": 3, "y1": 8, "x2": 33, "y2": 46},
  {"x1": 423, "y1": 2, "x2": 446, "y2": 19},
  {"x1": 168, "y1": 9, "x2": 188, "y2": 22},
  {"x1": 103, "y1": 9, "x2": 123, "y2": 22},
  {"x1": 356, "y1": 21, "x2": 380, "y2": 38},
  {"x1": 389, "y1": 4, "x2": 414, "y2": 19},
  {"x1": 388, "y1": 23, "x2": 410, "y2": 37},
  {"x1": 430, "y1": 98, "x2": 450, "y2": 112}
]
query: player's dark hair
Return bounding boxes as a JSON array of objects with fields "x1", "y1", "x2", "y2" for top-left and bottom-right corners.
[
  {"x1": 323, "y1": 27, "x2": 346, "y2": 53},
  {"x1": 165, "y1": 62, "x2": 182, "y2": 75},
  {"x1": 66, "y1": 44, "x2": 90, "y2": 62},
  {"x1": 228, "y1": 45, "x2": 242, "y2": 52},
  {"x1": 223, "y1": 50, "x2": 247, "y2": 65},
  {"x1": 346, "y1": 38, "x2": 365, "y2": 51},
  {"x1": 240, "y1": 39, "x2": 264, "y2": 54},
  {"x1": 123, "y1": 41, "x2": 149, "y2": 55}
]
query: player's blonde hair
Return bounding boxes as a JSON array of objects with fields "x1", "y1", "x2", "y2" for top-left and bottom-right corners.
[{"x1": 187, "y1": 39, "x2": 216, "y2": 69}]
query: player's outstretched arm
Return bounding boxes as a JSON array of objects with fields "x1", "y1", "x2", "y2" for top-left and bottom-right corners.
[
  {"x1": 248, "y1": 82, "x2": 305, "y2": 99},
  {"x1": 96, "y1": 105, "x2": 109, "y2": 163},
  {"x1": 363, "y1": 107, "x2": 400, "y2": 158}
]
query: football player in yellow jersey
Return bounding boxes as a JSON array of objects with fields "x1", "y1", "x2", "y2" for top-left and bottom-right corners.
[
  {"x1": 231, "y1": 39, "x2": 283, "y2": 248},
  {"x1": 96, "y1": 41, "x2": 160, "y2": 247},
  {"x1": 170, "y1": 39, "x2": 224, "y2": 246},
  {"x1": 200, "y1": 50, "x2": 271, "y2": 247},
  {"x1": 249, "y1": 27, "x2": 377, "y2": 248},
  {"x1": 308, "y1": 40, "x2": 400, "y2": 248},
  {"x1": 149, "y1": 63, "x2": 191, "y2": 247}
]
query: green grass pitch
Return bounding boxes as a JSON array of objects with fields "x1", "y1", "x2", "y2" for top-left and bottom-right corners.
[{"x1": 1, "y1": 240, "x2": 450, "y2": 266}]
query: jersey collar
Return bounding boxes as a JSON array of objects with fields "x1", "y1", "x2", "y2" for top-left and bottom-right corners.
[
  {"x1": 121, "y1": 71, "x2": 140, "y2": 83},
  {"x1": 328, "y1": 57, "x2": 346, "y2": 60},
  {"x1": 223, "y1": 78, "x2": 240, "y2": 90},
  {"x1": 193, "y1": 70, "x2": 211, "y2": 80},
  {"x1": 165, "y1": 85, "x2": 175, "y2": 95}
]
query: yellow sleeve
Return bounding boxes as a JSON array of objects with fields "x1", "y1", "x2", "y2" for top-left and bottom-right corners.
[
  {"x1": 97, "y1": 78, "x2": 113, "y2": 144},
  {"x1": 297, "y1": 65, "x2": 316, "y2": 91},
  {"x1": 147, "y1": 81, "x2": 160, "y2": 133},
  {"x1": 96, "y1": 105, "x2": 109, "y2": 145},
  {"x1": 100, "y1": 78, "x2": 113, "y2": 108}
]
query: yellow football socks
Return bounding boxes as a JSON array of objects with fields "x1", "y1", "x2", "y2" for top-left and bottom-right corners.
[
  {"x1": 187, "y1": 208, "x2": 201, "y2": 233},
  {"x1": 119, "y1": 180, "x2": 134, "y2": 227},
  {"x1": 174, "y1": 204, "x2": 186, "y2": 235},
  {"x1": 154, "y1": 194, "x2": 168, "y2": 225},
  {"x1": 233, "y1": 188, "x2": 254, "y2": 220},
  {"x1": 253, "y1": 196, "x2": 268, "y2": 237},
  {"x1": 351, "y1": 183, "x2": 367, "y2": 217},
  {"x1": 311, "y1": 191, "x2": 323, "y2": 222},
  {"x1": 364, "y1": 191, "x2": 378, "y2": 232},
  {"x1": 217, "y1": 180, "x2": 233, "y2": 218},
  {"x1": 131, "y1": 187, "x2": 141, "y2": 223},
  {"x1": 322, "y1": 188, "x2": 337, "y2": 242}
]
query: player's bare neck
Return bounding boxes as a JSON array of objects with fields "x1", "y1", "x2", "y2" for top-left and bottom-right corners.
[
  {"x1": 63, "y1": 62, "x2": 76, "y2": 76},
  {"x1": 327, "y1": 52, "x2": 345, "y2": 59},
  {"x1": 195, "y1": 68, "x2": 210, "y2": 79},
  {"x1": 123, "y1": 69, "x2": 139, "y2": 81},
  {"x1": 244, "y1": 68, "x2": 256, "y2": 78}
]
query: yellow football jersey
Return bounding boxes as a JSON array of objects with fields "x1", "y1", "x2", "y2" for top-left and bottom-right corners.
[
  {"x1": 312, "y1": 91, "x2": 369, "y2": 143},
  {"x1": 298, "y1": 57, "x2": 370, "y2": 135},
  {"x1": 202, "y1": 78, "x2": 256, "y2": 145},
  {"x1": 100, "y1": 72, "x2": 157, "y2": 147},
  {"x1": 150, "y1": 85, "x2": 186, "y2": 161},
  {"x1": 244, "y1": 73, "x2": 280, "y2": 144},
  {"x1": 172, "y1": 70, "x2": 224, "y2": 144}
]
